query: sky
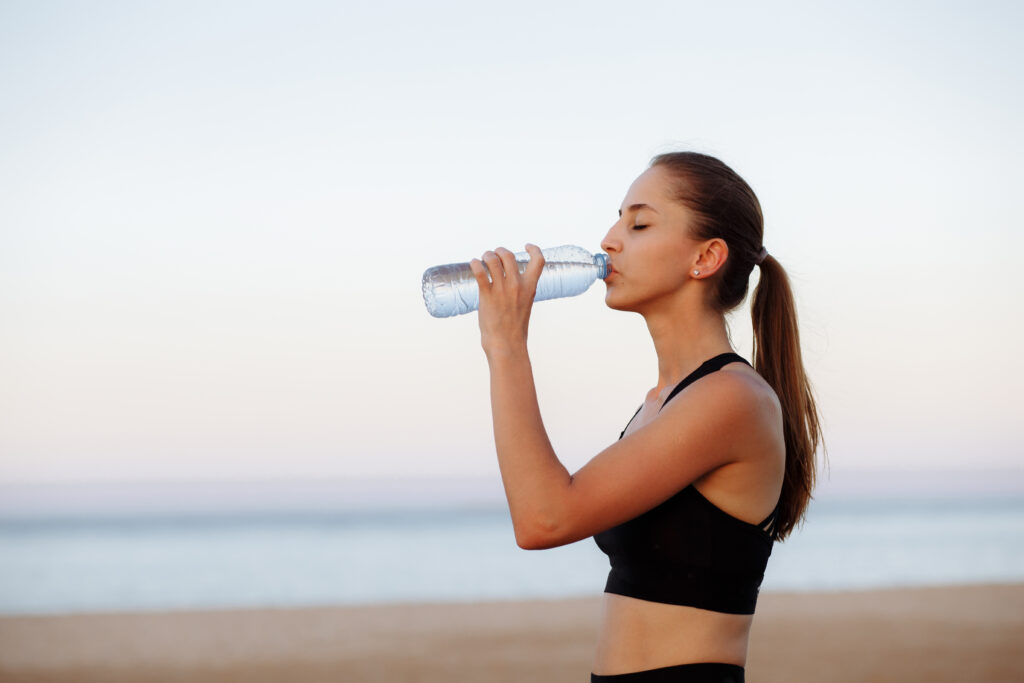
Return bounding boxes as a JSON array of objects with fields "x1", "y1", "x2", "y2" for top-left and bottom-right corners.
[{"x1": 1, "y1": 0, "x2": 1022, "y2": 487}]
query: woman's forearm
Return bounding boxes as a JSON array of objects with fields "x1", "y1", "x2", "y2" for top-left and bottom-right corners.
[{"x1": 486, "y1": 343, "x2": 572, "y2": 548}]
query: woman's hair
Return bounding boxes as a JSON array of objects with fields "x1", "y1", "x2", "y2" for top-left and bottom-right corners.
[{"x1": 651, "y1": 151, "x2": 823, "y2": 541}]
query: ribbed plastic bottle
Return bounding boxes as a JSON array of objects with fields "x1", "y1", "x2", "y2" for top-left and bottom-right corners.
[{"x1": 422, "y1": 245, "x2": 609, "y2": 318}]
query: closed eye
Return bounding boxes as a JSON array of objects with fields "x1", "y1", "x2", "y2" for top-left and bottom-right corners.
[{"x1": 632, "y1": 224, "x2": 648, "y2": 230}]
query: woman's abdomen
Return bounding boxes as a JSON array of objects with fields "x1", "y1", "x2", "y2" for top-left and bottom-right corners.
[{"x1": 592, "y1": 593, "x2": 754, "y2": 675}]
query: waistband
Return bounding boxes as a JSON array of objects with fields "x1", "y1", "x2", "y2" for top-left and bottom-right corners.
[{"x1": 591, "y1": 662, "x2": 744, "y2": 682}]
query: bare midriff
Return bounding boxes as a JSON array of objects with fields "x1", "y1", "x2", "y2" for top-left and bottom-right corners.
[{"x1": 592, "y1": 593, "x2": 753, "y2": 675}]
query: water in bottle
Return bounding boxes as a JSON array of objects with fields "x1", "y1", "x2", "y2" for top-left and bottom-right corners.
[{"x1": 422, "y1": 245, "x2": 609, "y2": 318}]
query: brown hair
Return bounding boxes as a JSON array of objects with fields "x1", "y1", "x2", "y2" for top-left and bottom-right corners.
[{"x1": 651, "y1": 151, "x2": 823, "y2": 541}]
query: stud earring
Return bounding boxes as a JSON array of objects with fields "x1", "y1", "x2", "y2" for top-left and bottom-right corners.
[{"x1": 693, "y1": 270, "x2": 700, "y2": 276}]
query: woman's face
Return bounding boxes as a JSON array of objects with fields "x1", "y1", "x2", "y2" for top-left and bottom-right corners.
[{"x1": 600, "y1": 165, "x2": 704, "y2": 313}]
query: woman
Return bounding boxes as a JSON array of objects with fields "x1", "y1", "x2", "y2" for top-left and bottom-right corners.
[{"x1": 468, "y1": 151, "x2": 822, "y2": 683}]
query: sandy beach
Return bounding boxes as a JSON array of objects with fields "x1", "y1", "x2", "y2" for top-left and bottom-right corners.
[{"x1": 1, "y1": 583, "x2": 1022, "y2": 682}]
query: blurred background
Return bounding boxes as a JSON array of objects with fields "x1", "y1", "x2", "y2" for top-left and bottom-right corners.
[{"x1": 1, "y1": 0, "x2": 1022, "y2": 615}]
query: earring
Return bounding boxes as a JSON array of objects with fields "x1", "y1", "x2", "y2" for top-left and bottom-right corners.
[{"x1": 693, "y1": 270, "x2": 700, "y2": 276}]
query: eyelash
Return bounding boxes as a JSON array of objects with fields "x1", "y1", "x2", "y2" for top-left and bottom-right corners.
[{"x1": 632, "y1": 224, "x2": 648, "y2": 230}]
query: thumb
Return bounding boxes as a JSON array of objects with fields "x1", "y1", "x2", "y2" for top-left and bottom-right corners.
[{"x1": 524, "y1": 243, "x2": 545, "y2": 284}]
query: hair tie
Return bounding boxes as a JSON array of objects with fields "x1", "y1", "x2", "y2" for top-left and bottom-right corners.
[{"x1": 755, "y1": 246, "x2": 768, "y2": 265}]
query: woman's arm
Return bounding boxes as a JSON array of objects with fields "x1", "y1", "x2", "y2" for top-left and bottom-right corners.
[
  {"x1": 485, "y1": 344, "x2": 574, "y2": 548},
  {"x1": 470, "y1": 246, "x2": 770, "y2": 549},
  {"x1": 470, "y1": 246, "x2": 572, "y2": 547}
]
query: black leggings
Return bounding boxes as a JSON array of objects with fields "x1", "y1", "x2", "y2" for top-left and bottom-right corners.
[{"x1": 591, "y1": 662, "x2": 744, "y2": 683}]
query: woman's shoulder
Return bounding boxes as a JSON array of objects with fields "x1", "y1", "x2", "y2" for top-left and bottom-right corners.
[
  {"x1": 722, "y1": 363, "x2": 782, "y2": 419},
  {"x1": 661, "y1": 364, "x2": 784, "y2": 473},
  {"x1": 667, "y1": 365, "x2": 785, "y2": 522},
  {"x1": 664, "y1": 362, "x2": 780, "y2": 430}
]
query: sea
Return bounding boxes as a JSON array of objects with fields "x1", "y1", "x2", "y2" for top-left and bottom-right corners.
[{"x1": 1, "y1": 471, "x2": 1023, "y2": 615}]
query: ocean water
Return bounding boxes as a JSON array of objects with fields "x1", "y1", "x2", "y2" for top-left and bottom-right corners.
[{"x1": 1, "y1": 483, "x2": 1023, "y2": 615}]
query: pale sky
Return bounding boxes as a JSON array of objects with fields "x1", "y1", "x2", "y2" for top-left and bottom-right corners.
[{"x1": 1, "y1": 0, "x2": 1022, "y2": 485}]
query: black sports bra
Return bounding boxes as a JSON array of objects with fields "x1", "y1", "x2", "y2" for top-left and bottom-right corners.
[{"x1": 592, "y1": 352, "x2": 778, "y2": 615}]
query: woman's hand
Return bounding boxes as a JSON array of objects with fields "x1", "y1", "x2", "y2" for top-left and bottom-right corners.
[{"x1": 469, "y1": 244, "x2": 545, "y2": 358}]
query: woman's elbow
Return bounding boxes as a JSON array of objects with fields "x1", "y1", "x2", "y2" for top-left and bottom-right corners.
[
  {"x1": 512, "y1": 516, "x2": 569, "y2": 550},
  {"x1": 514, "y1": 529, "x2": 551, "y2": 550},
  {"x1": 510, "y1": 480, "x2": 578, "y2": 549}
]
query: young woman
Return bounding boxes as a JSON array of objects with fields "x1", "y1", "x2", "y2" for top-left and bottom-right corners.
[{"x1": 468, "y1": 152, "x2": 822, "y2": 683}]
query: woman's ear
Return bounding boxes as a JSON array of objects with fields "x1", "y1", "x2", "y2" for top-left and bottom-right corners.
[{"x1": 692, "y1": 238, "x2": 729, "y2": 278}]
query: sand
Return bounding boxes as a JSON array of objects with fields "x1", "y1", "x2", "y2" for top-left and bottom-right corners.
[{"x1": 1, "y1": 583, "x2": 1022, "y2": 682}]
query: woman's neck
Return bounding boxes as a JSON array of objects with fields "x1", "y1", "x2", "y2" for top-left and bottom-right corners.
[{"x1": 644, "y1": 304, "x2": 733, "y2": 397}]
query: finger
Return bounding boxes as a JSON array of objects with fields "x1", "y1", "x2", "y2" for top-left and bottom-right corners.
[
  {"x1": 494, "y1": 247, "x2": 519, "y2": 290},
  {"x1": 481, "y1": 250, "x2": 504, "y2": 291},
  {"x1": 523, "y1": 243, "x2": 545, "y2": 284},
  {"x1": 469, "y1": 258, "x2": 491, "y2": 288}
]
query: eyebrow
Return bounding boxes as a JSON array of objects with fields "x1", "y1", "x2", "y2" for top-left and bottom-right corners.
[{"x1": 618, "y1": 203, "x2": 659, "y2": 217}]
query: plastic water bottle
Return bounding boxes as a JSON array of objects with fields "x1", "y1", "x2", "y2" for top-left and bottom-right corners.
[{"x1": 422, "y1": 245, "x2": 609, "y2": 318}]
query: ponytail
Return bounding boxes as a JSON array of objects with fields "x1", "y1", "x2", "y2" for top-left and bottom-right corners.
[
  {"x1": 751, "y1": 256, "x2": 823, "y2": 540},
  {"x1": 651, "y1": 151, "x2": 824, "y2": 541}
]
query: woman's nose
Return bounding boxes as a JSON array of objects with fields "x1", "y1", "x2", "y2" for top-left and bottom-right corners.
[{"x1": 601, "y1": 226, "x2": 621, "y2": 253}]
